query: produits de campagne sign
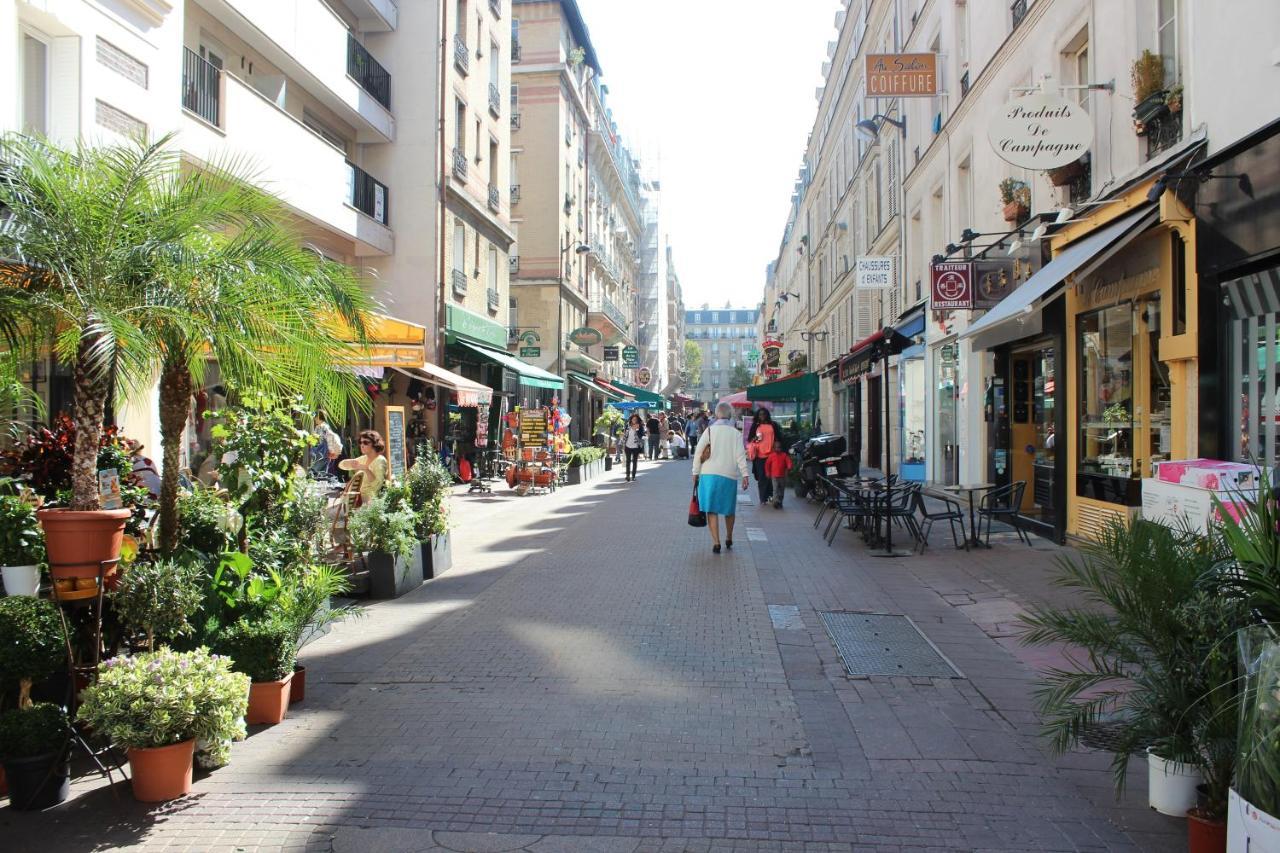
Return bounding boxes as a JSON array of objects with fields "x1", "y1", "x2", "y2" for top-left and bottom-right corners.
[{"x1": 988, "y1": 94, "x2": 1093, "y2": 171}]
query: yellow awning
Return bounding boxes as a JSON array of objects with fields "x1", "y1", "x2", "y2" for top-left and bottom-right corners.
[{"x1": 331, "y1": 311, "x2": 427, "y2": 367}]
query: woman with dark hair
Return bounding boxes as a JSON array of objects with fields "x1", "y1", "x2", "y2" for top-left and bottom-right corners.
[
  {"x1": 338, "y1": 429, "x2": 389, "y2": 504},
  {"x1": 746, "y1": 407, "x2": 776, "y2": 505},
  {"x1": 622, "y1": 412, "x2": 646, "y2": 481}
]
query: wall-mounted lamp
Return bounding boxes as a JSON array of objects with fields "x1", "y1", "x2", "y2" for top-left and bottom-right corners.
[
  {"x1": 855, "y1": 114, "x2": 906, "y2": 142},
  {"x1": 778, "y1": 292, "x2": 801, "y2": 302}
]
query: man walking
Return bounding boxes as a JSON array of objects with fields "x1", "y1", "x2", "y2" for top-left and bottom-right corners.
[{"x1": 645, "y1": 410, "x2": 661, "y2": 460}]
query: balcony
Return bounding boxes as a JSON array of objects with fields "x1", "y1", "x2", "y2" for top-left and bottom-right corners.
[
  {"x1": 487, "y1": 287, "x2": 500, "y2": 311},
  {"x1": 510, "y1": 112, "x2": 521, "y2": 130},
  {"x1": 589, "y1": 293, "x2": 628, "y2": 332},
  {"x1": 347, "y1": 35, "x2": 391, "y2": 109},
  {"x1": 959, "y1": 70, "x2": 970, "y2": 98},
  {"x1": 452, "y1": 268, "x2": 468, "y2": 296},
  {"x1": 488, "y1": 183, "x2": 500, "y2": 211},
  {"x1": 194, "y1": 0, "x2": 394, "y2": 142},
  {"x1": 452, "y1": 147, "x2": 468, "y2": 179},
  {"x1": 509, "y1": 255, "x2": 520, "y2": 273},
  {"x1": 454, "y1": 33, "x2": 469, "y2": 75},
  {"x1": 489, "y1": 0, "x2": 501, "y2": 17},
  {"x1": 181, "y1": 48, "x2": 220, "y2": 126},
  {"x1": 488, "y1": 83, "x2": 501, "y2": 117},
  {"x1": 510, "y1": 184, "x2": 521, "y2": 204},
  {"x1": 345, "y1": 0, "x2": 397, "y2": 32},
  {"x1": 511, "y1": 40, "x2": 521, "y2": 62},
  {"x1": 1145, "y1": 111, "x2": 1183, "y2": 159},
  {"x1": 179, "y1": 66, "x2": 392, "y2": 255}
]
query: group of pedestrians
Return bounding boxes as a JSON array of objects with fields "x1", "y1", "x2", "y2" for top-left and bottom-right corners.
[{"x1": 621, "y1": 408, "x2": 688, "y2": 482}]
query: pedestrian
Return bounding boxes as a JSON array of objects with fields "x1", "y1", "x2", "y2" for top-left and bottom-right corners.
[
  {"x1": 313, "y1": 409, "x2": 343, "y2": 477},
  {"x1": 657, "y1": 412, "x2": 669, "y2": 458},
  {"x1": 623, "y1": 412, "x2": 645, "y2": 481},
  {"x1": 645, "y1": 410, "x2": 661, "y2": 460},
  {"x1": 669, "y1": 429, "x2": 688, "y2": 459},
  {"x1": 746, "y1": 407, "x2": 776, "y2": 505},
  {"x1": 691, "y1": 401, "x2": 750, "y2": 554},
  {"x1": 765, "y1": 429, "x2": 793, "y2": 509},
  {"x1": 684, "y1": 411, "x2": 701, "y2": 447},
  {"x1": 338, "y1": 429, "x2": 389, "y2": 506}
]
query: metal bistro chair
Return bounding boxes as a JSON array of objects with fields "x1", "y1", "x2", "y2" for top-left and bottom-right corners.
[
  {"x1": 879, "y1": 481, "x2": 924, "y2": 549},
  {"x1": 977, "y1": 480, "x2": 1032, "y2": 547},
  {"x1": 824, "y1": 482, "x2": 878, "y2": 546},
  {"x1": 812, "y1": 475, "x2": 843, "y2": 531},
  {"x1": 913, "y1": 490, "x2": 969, "y2": 552}
]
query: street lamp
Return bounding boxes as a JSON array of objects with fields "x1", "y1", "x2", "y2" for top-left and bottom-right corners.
[{"x1": 855, "y1": 114, "x2": 906, "y2": 142}]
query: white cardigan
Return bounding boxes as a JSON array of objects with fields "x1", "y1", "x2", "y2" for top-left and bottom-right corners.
[{"x1": 691, "y1": 423, "x2": 750, "y2": 481}]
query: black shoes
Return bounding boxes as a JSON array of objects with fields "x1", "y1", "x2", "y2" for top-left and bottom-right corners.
[
  {"x1": 712, "y1": 544, "x2": 721, "y2": 554},
  {"x1": 725, "y1": 540, "x2": 733, "y2": 550}
]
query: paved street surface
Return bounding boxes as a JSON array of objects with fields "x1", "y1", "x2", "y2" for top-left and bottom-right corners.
[{"x1": 5, "y1": 457, "x2": 1185, "y2": 852}]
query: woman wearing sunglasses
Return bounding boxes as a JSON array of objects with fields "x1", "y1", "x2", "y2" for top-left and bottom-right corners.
[{"x1": 338, "y1": 429, "x2": 390, "y2": 506}]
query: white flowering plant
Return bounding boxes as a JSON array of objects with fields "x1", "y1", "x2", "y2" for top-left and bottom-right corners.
[{"x1": 77, "y1": 648, "x2": 249, "y2": 751}]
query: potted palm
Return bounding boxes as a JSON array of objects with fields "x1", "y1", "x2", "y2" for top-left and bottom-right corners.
[
  {"x1": 279, "y1": 563, "x2": 359, "y2": 705},
  {"x1": 0, "y1": 702, "x2": 70, "y2": 810},
  {"x1": 77, "y1": 648, "x2": 249, "y2": 801},
  {"x1": 349, "y1": 490, "x2": 421, "y2": 599},
  {"x1": 0, "y1": 494, "x2": 44, "y2": 596},
  {"x1": 215, "y1": 616, "x2": 298, "y2": 726}
]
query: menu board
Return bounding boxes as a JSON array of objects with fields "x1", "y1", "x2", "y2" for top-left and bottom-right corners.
[
  {"x1": 384, "y1": 406, "x2": 407, "y2": 480},
  {"x1": 519, "y1": 409, "x2": 548, "y2": 446}
]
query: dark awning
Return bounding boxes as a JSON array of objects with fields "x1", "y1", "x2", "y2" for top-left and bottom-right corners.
[
  {"x1": 747, "y1": 372, "x2": 819, "y2": 402},
  {"x1": 455, "y1": 340, "x2": 565, "y2": 390}
]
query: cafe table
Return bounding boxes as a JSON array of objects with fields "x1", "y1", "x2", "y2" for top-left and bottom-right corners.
[{"x1": 941, "y1": 483, "x2": 997, "y2": 549}]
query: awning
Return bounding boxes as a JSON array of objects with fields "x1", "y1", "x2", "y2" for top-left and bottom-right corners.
[
  {"x1": 839, "y1": 327, "x2": 916, "y2": 382},
  {"x1": 333, "y1": 311, "x2": 427, "y2": 367},
  {"x1": 960, "y1": 206, "x2": 1158, "y2": 346},
  {"x1": 894, "y1": 302, "x2": 927, "y2": 340},
  {"x1": 455, "y1": 340, "x2": 565, "y2": 390},
  {"x1": 395, "y1": 362, "x2": 492, "y2": 407},
  {"x1": 747, "y1": 372, "x2": 819, "y2": 402},
  {"x1": 609, "y1": 379, "x2": 663, "y2": 405},
  {"x1": 594, "y1": 377, "x2": 634, "y2": 400},
  {"x1": 568, "y1": 371, "x2": 623, "y2": 401},
  {"x1": 717, "y1": 390, "x2": 757, "y2": 409}
]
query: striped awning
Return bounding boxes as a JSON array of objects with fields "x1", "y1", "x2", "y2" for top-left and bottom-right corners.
[{"x1": 1222, "y1": 267, "x2": 1280, "y2": 320}]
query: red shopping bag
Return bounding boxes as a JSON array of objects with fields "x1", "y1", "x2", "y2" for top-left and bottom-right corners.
[{"x1": 688, "y1": 488, "x2": 707, "y2": 527}]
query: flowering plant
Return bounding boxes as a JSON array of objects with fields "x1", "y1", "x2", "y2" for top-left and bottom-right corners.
[{"x1": 77, "y1": 648, "x2": 249, "y2": 750}]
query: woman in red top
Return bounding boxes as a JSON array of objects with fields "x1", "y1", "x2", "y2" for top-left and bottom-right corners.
[{"x1": 746, "y1": 408, "x2": 776, "y2": 505}]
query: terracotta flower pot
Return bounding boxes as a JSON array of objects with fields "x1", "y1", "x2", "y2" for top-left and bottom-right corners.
[
  {"x1": 128, "y1": 739, "x2": 194, "y2": 802},
  {"x1": 1002, "y1": 201, "x2": 1029, "y2": 223},
  {"x1": 1187, "y1": 808, "x2": 1226, "y2": 853},
  {"x1": 37, "y1": 508, "x2": 131, "y2": 580},
  {"x1": 289, "y1": 664, "x2": 305, "y2": 705},
  {"x1": 246, "y1": 673, "x2": 294, "y2": 725}
]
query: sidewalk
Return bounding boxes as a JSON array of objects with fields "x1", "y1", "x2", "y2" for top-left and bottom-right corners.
[{"x1": 3, "y1": 454, "x2": 1184, "y2": 851}]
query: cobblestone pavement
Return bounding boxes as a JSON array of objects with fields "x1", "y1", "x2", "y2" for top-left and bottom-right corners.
[{"x1": 3, "y1": 456, "x2": 1185, "y2": 851}]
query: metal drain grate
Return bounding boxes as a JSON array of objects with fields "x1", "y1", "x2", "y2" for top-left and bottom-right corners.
[{"x1": 819, "y1": 611, "x2": 963, "y2": 678}]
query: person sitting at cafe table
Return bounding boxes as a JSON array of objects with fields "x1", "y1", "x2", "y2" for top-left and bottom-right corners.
[{"x1": 338, "y1": 429, "x2": 390, "y2": 505}]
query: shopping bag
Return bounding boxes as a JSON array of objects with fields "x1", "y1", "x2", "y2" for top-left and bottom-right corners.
[{"x1": 688, "y1": 489, "x2": 707, "y2": 527}]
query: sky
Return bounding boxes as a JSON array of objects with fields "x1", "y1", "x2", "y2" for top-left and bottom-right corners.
[{"x1": 575, "y1": 0, "x2": 841, "y2": 311}]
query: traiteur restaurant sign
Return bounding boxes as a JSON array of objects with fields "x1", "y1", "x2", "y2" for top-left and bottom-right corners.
[{"x1": 988, "y1": 94, "x2": 1093, "y2": 170}]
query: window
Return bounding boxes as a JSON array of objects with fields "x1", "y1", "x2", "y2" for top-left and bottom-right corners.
[
  {"x1": 509, "y1": 296, "x2": 518, "y2": 331},
  {"x1": 452, "y1": 223, "x2": 465, "y2": 272},
  {"x1": 456, "y1": 0, "x2": 468, "y2": 41},
  {"x1": 303, "y1": 109, "x2": 348, "y2": 150},
  {"x1": 489, "y1": 139, "x2": 498, "y2": 184},
  {"x1": 510, "y1": 84, "x2": 518, "y2": 111},
  {"x1": 1156, "y1": 0, "x2": 1179, "y2": 81},
  {"x1": 474, "y1": 118, "x2": 481, "y2": 161},
  {"x1": 1225, "y1": 267, "x2": 1280, "y2": 467},
  {"x1": 488, "y1": 247, "x2": 499, "y2": 307},
  {"x1": 489, "y1": 40, "x2": 499, "y2": 84},
  {"x1": 21, "y1": 33, "x2": 48, "y2": 136},
  {"x1": 455, "y1": 99, "x2": 465, "y2": 149}
]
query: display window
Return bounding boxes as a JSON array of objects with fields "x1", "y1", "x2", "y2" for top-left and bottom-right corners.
[{"x1": 1225, "y1": 267, "x2": 1280, "y2": 467}]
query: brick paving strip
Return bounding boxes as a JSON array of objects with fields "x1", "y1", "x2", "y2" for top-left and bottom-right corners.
[{"x1": 3, "y1": 457, "x2": 1185, "y2": 851}]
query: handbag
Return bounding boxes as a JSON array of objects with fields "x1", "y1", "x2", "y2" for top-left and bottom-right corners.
[
  {"x1": 687, "y1": 486, "x2": 707, "y2": 527},
  {"x1": 699, "y1": 435, "x2": 712, "y2": 464}
]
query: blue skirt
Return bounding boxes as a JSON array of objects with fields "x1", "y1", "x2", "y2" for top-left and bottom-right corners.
[{"x1": 698, "y1": 474, "x2": 738, "y2": 516}]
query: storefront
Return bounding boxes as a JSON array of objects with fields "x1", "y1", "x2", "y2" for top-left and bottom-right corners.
[
  {"x1": 893, "y1": 306, "x2": 927, "y2": 482},
  {"x1": 746, "y1": 372, "x2": 820, "y2": 437}
]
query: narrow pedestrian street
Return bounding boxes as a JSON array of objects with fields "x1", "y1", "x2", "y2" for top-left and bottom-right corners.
[{"x1": 7, "y1": 457, "x2": 1183, "y2": 852}]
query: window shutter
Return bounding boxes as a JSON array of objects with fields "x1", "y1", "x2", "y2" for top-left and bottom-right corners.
[
  {"x1": 855, "y1": 290, "x2": 876, "y2": 340},
  {"x1": 50, "y1": 36, "x2": 81, "y2": 144},
  {"x1": 886, "y1": 136, "x2": 899, "y2": 218}
]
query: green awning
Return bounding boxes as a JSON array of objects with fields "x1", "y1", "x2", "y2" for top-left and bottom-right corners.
[
  {"x1": 568, "y1": 371, "x2": 624, "y2": 401},
  {"x1": 609, "y1": 379, "x2": 663, "y2": 405},
  {"x1": 455, "y1": 340, "x2": 564, "y2": 390},
  {"x1": 747, "y1": 372, "x2": 819, "y2": 402}
]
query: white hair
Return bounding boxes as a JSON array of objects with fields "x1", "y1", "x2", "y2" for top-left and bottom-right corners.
[{"x1": 714, "y1": 401, "x2": 735, "y2": 420}]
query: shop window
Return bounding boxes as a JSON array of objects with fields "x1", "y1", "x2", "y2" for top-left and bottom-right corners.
[{"x1": 1225, "y1": 267, "x2": 1280, "y2": 466}]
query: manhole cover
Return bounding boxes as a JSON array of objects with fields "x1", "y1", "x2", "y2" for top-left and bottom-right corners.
[{"x1": 819, "y1": 611, "x2": 963, "y2": 678}]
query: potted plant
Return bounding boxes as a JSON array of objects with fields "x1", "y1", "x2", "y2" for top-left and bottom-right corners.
[
  {"x1": 111, "y1": 556, "x2": 204, "y2": 651},
  {"x1": 1019, "y1": 518, "x2": 1228, "y2": 815},
  {"x1": 348, "y1": 491, "x2": 421, "y2": 599},
  {"x1": 1047, "y1": 154, "x2": 1088, "y2": 188},
  {"x1": 999, "y1": 178, "x2": 1031, "y2": 224},
  {"x1": 565, "y1": 446, "x2": 606, "y2": 485},
  {"x1": 593, "y1": 409, "x2": 624, "y2": 469},
  {"x1": 77, "y1": 648, "x2": 249, "y2": 800},
  {"x1": 0, "y1": 702, "x2": 70, "y2": 810},
  {"x1": 279, "y1": 563, "x2": 359, "y2": 706},
  {"x1": 215, "y1": 616, "x2": 298, "y2": 726},
  {"x1": 0, "y1": 597, "x2": 66, "y2": 709},
  {"x1": 1131, "y1": 50, "x2": 1169, "y2": 130},
  {"x1": 0, "y1": 494, "x2": 45, "y2": 597},
  {"x1": 405, "y1": 452, "x2": 454, "y2": 579},
  {"x1": 1233, "y1": 626, "x2": 1280, "y2": 852},
  {"x1": 1167, "y1": 83, "x2": 1184, "y2": 115}
]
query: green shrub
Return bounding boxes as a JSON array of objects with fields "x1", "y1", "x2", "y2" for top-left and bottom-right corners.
[
  {"x1": 177, "y1": 487, "x2": 238, "y2": 555},
  {"x1": 112, "y1": 556, "x2": 204, "y2": 651},
  {"x1": 0, "y1": 597, "x2": 65, "y2": 707},
  {"x1": 0, "y1": 495, "x2": 44, "y2": 567},
  {"x1": 215, "y1": 616, "x2": 298, "y2": 683},
  {"x1": 405, "y1": 452, "x2": 452, "y2": 538},
  {"x1": 77, "y1": 648, "x2": 249, "y2": 750},
  {"x1": 566, "y1": 446, "x2": 605, "y2": 468},
  {"x1": 348, "y1": 491, "x2": 418, "y2": 559},
  {"x1": 0, "y1": 702, "x2": 68, "y2": 759}
]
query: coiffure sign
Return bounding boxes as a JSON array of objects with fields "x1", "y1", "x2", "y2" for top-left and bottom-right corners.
[
  {"x1": 988, "y1": 94, "x2": 1092, "y2": 170},
  {"x1": 866, "y1": 53, "x2": 937, "y2": 98}
]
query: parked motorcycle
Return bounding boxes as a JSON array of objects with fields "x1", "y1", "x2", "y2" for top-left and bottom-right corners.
[{"x1": 791, "y1": 434, "x2": 855, "y2": 501}]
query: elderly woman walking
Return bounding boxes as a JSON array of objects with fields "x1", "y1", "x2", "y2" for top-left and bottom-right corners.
[{"x1": 691, "y1": 401, "x2": 750, "y2": 554}]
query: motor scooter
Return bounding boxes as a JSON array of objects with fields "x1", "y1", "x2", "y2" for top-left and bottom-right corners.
[{"x1": 792, "y1": 434, "x2": 853, "y2": 501}]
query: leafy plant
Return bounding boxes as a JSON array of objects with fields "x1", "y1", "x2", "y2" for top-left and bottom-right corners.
[
  {"x1": 1210, "y1": 480, "x2": 1280, "y2": 622},
  {"x1": 998, "y1": 177, "x2": 1031, "y2": 208},
  {"x1": 348, "y1": 491, "x2": 418, "y2": 560},
  {"x1": 0, "y1": 494, "x2": 44, "y2": 566},
  {"x1": 405, "y1": 453, "x2": 452, "y2": 538},
  {"x1": 247, "y1": 483, "x2": 328, "y2": 573},
  {"x1": 1131, "y1": 49, "x2": 1167, "y2": 103},
  {"x1": 0, "y1": 702, "x2": 68, "y2": 759},
  {"x1": 112, "y1": 557, "x2": 204, "y2": 651},
  {"x1": 1102, "y1": 402, "x2": 1130, "y2": 425},
  {"x1": 77, "y1": 648, "x2": 249, "y2": 750},
  {"x1": 211, "y1": 394, "x2": 318, "y2": 525},
  {"x1": 177, "y1": 487, "x2": 239, "y2": 556},
  {"x1": 0, "y1": 596, "x2": 65, "y2": 708},
  {"x1": 566, "y1": 446, "x2": 606, "y2": 468},
  {"x1": 214, "y1": 616, "x2": 298, "y2": 683},
  {"x1": 1236, "y1": 626, "x2": 1280, "y2": 819},
  {"x1": 278, "y1": 563, "x2": 359, "y2": 647},
  {"x1": 209, "y1": 551, "x2": 285, "y2": 620},
  {"x1": 1019, "y1": 518, "x2": 1229, "y2": 791},
  {"x1": 593, "y1": 407, "x2": 624, "y2": 438}
]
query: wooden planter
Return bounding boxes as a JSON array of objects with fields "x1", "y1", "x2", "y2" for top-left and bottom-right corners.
[{"x1": 366, "y1": 549, "x2": 422, "y2": 599}]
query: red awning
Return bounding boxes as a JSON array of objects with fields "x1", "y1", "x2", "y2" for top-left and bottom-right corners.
[
  {"x1": 848, "y1": 329, "x2": 885, "y2": 358},
  {"x1": 594, "y1": 378, "x2": 634, "y2": 399}
]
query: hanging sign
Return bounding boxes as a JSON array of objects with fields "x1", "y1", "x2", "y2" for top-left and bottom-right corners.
[
  {"x1": 568, "y1": 327, "x2": 602, "y2": 346},
  {"x1": 636, "y1": 367, "x2": 652, "y2": 386},
  {"x1": 518, "y1": 330, "x2": 541, "y2": 345},
  {"x1": 519, "y1": 409, "x2": 548, "y2": 446},
  {"x1": 974, "y1": 259, "x2": 1019, "y2": 309},
  {"x1": 762, "y1": 338, "x2": 783, "y2": 378},
  {"x1": 856, "y1": 256, "x2": 895, "y2": 290},
  {"x1": 745, "y1": 348, "x2": 761, "y2": 366},
  {"x1": 988, "y1": 93, "x2": 1093, "y2": 170},
  {"x1": 931, "y1": 262, "x2": 974, "y2": 310},
  {"x1": 621, "y1": 345, "x2": 640, "y2": 367},
  {"x1": 866, "y1": 53, "x2": 938, "y2": 97},
  {"x1": 602, "y1": 345, "x2": 619, "y2": 361},
  {"x1": 519, "y1": 346, "x2": 541, "y2": 358}
]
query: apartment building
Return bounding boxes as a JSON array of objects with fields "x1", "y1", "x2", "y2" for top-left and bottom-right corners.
[
  {"x1": 663, "y1": 248, "x2": 686, "y2": 395},
  {"x1": 635, "y1": 178, "x2": 669, "y2": 392},
  {"x1": 684, "y1": 307, "x2": 760, "y2": 406}
]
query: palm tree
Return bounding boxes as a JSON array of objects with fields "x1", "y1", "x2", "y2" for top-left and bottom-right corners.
[{"x1": 0, "y1": 134, "x2": 375, "y2": 549}]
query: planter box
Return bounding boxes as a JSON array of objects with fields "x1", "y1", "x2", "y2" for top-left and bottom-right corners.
[
  {"x1": 419, "y1": 532, "x2": 452, "y2": 580},
  {"x1": 1048, "y1": 159, "x2": 1086, "y2": 187},
  {"x1": 1229, "y1": 789, "x2": 1280, "y2": 852},
  {"x1": 565, "y1": 458, "x2": 605, "y2": 485},
  {"x1": 1133, "y1": 90, "x2": 1170, "y2": 124},
  {"x1": 1002, "y1": 201, "x2": 1029, "y2": 223},
  {"x1": 899, "y1": 462, "x2": 926, "y2": 482},
  {"x1": 366, "y1": 549, "x2": 422, "y2": 599}
]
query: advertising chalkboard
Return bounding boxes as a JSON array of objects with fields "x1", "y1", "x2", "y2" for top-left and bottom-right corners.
[
  {"x1": 520, "y1": 409, "x2": 548, "y2": 446},
  {"x1": 384, "y1": 406, "x2": 407, "y2": 480}
]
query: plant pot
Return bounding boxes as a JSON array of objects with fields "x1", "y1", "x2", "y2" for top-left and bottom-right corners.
[
  {"x1": 431, "y1": 532, "x2": 452, "y2": 578},
  {"x1": 1002, "y1": 201, "x2": 1029, "y2": 223},
  {"x1": 2, "y1": 564, "x2": 41, "y2": 596},
  {"x1": 1228, "y1": 788, "x2": 1280, "y2": 852},
  {"x1": 1047, "y1": 159, "x2": 1085, "y2": 187},
  {"x1": 290, "y1": 664, "x2": 305, "y2": 705},
  {"x1": 367, "y1": 549, "x2": 421, "y2": 599},
  {"x1": 246, "y1": 672, "x2": 293, "y2": 725},
  {"x1": 194, "y1": 735, "x2": 232, "y2": 770},
  {"x1": 1148, "y1": 748, "x2": 1203, "y2": 816},
  {"x1": 604, "y1": 456, "x2": 613, "y2": 471},
  {"x1": 1188, "y1": 808, "x2": 1227, "y2": 853},
  {"x1": 37, "y1": 508, "x2": 131, "y2": 580},
  {"x1": 3, "y1": 750, "x2": 70, "y2": 810},
  {"x1": 1133, "y1": 90, "x2": 1170, "y2": 124},
  {"x1": 127, "y1": 739, "x2": 194, "y2": 802}
]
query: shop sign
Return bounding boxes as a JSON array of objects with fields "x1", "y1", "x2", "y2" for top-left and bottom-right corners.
[
  {"x1": 974, "y1": 259, "x2": 1018, "y2": 308},
  {"x1": 517, "y1": 330, "x2": 541, "y2": 345},
  {"x1": 637, "y1": 367, "x2": 652, "y2": 386},
  {"x1": 568, "y1": 326, "x2": 602, "y2": 346},
  {"x1": 762, "y1": 338, "x2": 783, "y2": 377},
  {"x1": 519, "y1": 409, "x2": 548, "y2": 446},
  {"x1": 602, "y1": 345, "x2": 619, "y2": 361},
  {"x1": 447, "y1": 304, "x2": 508, "y2": 349},
  {"x1": 745, "y1": 348, "x2": 760, "y2": 366},
  {"x1": 930, "y1": 261, "x2": 974, "y2": 310},
  {"x1": 988, "y1": 93, "x2": 1093, "y2": 171},
  {"x1": 866, "y1": 53, "x2": 937, "y2": 98},
  {"x1": 519, "y1": 346, "x2": 541, "y2": 358},
  {"x1": 839, "y1": 354, "x2": 872, "y2": 384},
  {"x1": 621, "y1": 345, "x2": 640, "y2": 367},
  {"x1": 856, "y1": 256, "x2": 895, "y2": 290}
]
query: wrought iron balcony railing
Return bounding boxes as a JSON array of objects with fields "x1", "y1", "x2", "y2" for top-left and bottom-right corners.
[
  {"x1": 509, "y1": 255, "x2": 520, "y2": 273},
  {"x1": 348, "y1": 35, "x2": 391, "y2": 109},
  {"x1": 488, "y1": 184, "x2": 500, "y2": 211},
  {"x1": 181, "y1": 47, "x2": 220, "y2": 126},
  {"x1": 487, "y1": 287, "x2": 500, "y2": 311},
  {"x1": 348, "y1": 163, "x2": 389, "y2": 225},
  {"x1": 488, "y1": 83, "x2": 501, "y2": 117},
  {"x1": 510, "y1": 112, "x2": 521, "y2": 130},
  {"x1": 453, "y1": 34, "x2": 469, "y2": 75},
  {"x1": 1011, "y1": 0, "x2": 1028, "y2": 30},
  {"x1": 510, "y1": 184, "x2": 521, "y2": 204},
  {"x1": 452, "y1": 147, "x2": 468, "y2": 179},
  {"x1": 451, "y1": 268, "x2": 468, "y2": 296}
]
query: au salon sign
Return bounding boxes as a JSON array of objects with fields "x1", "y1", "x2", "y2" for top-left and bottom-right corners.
[
  {"x1": 988, "y1": 94, "x2": 1092, "y2": 170},
  {"x1": 866, "y1": 54, "x2": 937, "y2": 98}
]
